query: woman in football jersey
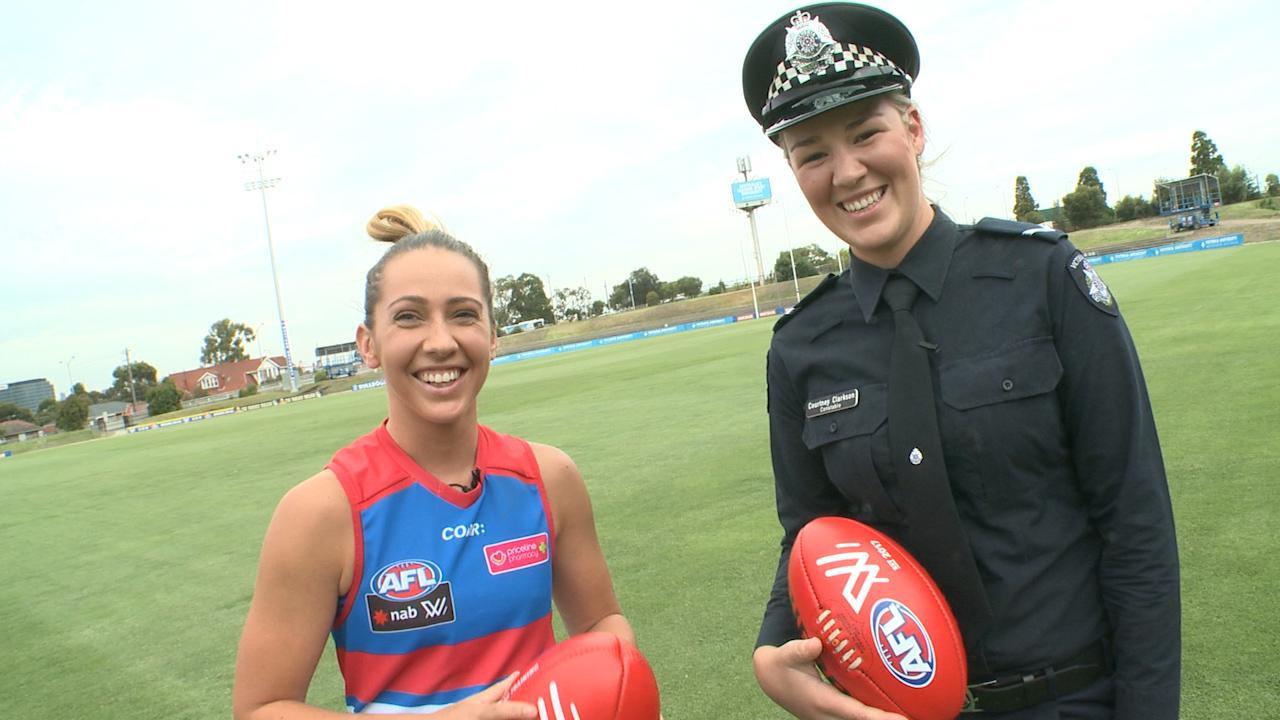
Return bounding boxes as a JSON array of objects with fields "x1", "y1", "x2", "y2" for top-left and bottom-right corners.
[{"x1": 233, "y1": 206, "x2": 636, "y2": 719}]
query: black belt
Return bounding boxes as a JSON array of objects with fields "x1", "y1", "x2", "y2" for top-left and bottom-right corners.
[{"x1": 961, "y1": 641, "x2": 1109, "y2": 714}]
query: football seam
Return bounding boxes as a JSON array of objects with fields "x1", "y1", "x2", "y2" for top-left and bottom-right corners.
[
  {"x1": 612, "y1": 638, "x2": 626, "y2": 720},
  {"x1": 795, "y1": 524, "x2": 909, "y2": 717}
]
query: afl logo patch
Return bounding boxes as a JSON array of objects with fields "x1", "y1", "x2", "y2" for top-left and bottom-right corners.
[
  {"x1": 370, "y1": 559, "x2": 442, "y2": 601},
  {"x1": 870, "y1": 598, "x2": 936, "y2": 688}
]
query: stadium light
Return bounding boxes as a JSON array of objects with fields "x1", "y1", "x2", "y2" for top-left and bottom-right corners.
[{"x1": 238, "y1": 150, "x2": 298, "y2": 393}]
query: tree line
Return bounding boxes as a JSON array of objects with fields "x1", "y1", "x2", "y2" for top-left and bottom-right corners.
[{"x1": 1013, "y1": 130, "x2": 1279, "y2": 231}]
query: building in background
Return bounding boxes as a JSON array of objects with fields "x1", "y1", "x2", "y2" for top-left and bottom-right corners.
[
  {"x1": 167, "y1": 356, "x2": 289, "y2": 399},
  {"x1": 0, "y1": 379, "x2": 56, "y2": 412}
]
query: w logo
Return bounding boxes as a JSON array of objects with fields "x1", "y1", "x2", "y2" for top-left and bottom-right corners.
[
  {"x1": 420, "y1": 595, "x2": 450, "y2": 619},
  {"x1": 815, "y1": 542, "x2": 889, "y2": 614},
  {"x1": 535, "y1": 681, "x2": 580, "y2": 720}
]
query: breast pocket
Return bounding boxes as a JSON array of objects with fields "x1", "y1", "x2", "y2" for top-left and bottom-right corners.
[
  {"x1": 800, "y1": 383, "x2": 904, "y2": 523},
  {"x1": 938, "y1": 337, "x2": 1066, "y2": 504}
]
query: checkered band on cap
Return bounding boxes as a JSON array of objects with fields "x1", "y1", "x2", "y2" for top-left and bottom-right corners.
[{"x1": 766, "y1": 42, "x2": 907, "y2": 101}]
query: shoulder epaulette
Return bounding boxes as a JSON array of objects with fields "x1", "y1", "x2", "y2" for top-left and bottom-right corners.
[
  {"x1": 966, "y1": 217, "x2": 1066, "y2": 243},
  {"x1": 773, "y1": 273, "x2": 839, "y2": 332}
]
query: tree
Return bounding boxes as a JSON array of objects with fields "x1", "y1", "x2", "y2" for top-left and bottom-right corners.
[
  {"x1": 1113, "y1": 195, "x2": 1155, "y2": 221},
  {"x1": 1219, "y1": 165, "x2": 1260, "y2": 204},
  {"x1": 35, "y1": 398, "x2": 58, "y2": 426},
  {"x1": 56, "y1": 395, "x2": 89, "y2": 432},
  {"x1": 1190, "y1": 130, "x2": 1226, "y2": 177},
  {"x1": 1013, "y1": 176, "x2": 1044, "y2": 223},
  {"x1": 1076, "y1": 166, "x2": 1108, "y2": 207},
  {"x1": 609, "y1": 268, "x2": 661, "y2": 311},
  {"x1": 200, "y1": 319, "x2": 256, "y2": 365},
  {"x1": 494, "y1": 273, "x2": 554, "y2": 327},
  {"x1": 1265, "y1": 173, "x2": 1280, "y2": 198},
  {"x1": 1061, "y1": 186, "x2": 1110, "y2": 231},
  {"x1": 669, "y1": 276, "x2": 703, "y2": 298},
  {"x1": 551, "y1": 287, "x2": 593, "y2": 322},
  {"x1": 644, "y1": 290, "x2": 660, "y2": 307},
  {"x1": 107, "y1": 361, "x2": 158, "y2": 401},
  {"x1": 589, "y1": 300, "x2": 606, "y2": 317},
  {"x1": 707, "y1": 280, "x2": 728, "y2": 295},
  {"x1": 145, "y1": 381, "x2": 182, "y2": 416},
  {"x1": 0, "y1": 403, "x2": 35, "y2": 423},
  {"x1": 774, "y1": 244, "x2": 833, "y2": 281}
]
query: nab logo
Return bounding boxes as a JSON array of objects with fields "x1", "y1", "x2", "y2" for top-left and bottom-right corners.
[
  {"x1": 870, "y1": 598, "x2": 936, "y2": 688},
  {"x1": 370, "y1": 559, "x2": 442, "y2": 601}
]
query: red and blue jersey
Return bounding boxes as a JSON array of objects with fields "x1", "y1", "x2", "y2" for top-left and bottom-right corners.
[{"x1": 328, "y1": 422, "x2": 555, "y2": 713}]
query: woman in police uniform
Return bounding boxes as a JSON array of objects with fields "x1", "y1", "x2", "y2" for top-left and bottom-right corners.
[{"x1": 742, "y1": 4, "x2": 1180, "y2": 719}]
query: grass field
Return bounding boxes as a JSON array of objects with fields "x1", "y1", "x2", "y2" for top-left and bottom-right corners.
[{"x1": 2, "y1": 242, "x2": 1277, "y2": 719}]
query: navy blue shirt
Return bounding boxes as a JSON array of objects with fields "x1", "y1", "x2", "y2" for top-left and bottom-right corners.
[{"x1": 759, "y1": 210, "x2": 1180, "y2": 718}]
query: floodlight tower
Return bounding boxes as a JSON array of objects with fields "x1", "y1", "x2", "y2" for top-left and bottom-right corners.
[{"x1": 238, "y1": 150, "x2": 298, "y2": 392}]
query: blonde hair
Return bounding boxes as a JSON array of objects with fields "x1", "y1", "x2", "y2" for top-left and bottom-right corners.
[{"x1": 362, "y1": 205, "x2": 493, "y2": 328}]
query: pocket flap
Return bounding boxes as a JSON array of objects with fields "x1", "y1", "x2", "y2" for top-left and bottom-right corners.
[
  {"x1": 802, "y1": 383, "x2": 887, "y2": 449},
  {"x1": 940, "y1": 337, "x2": 1063, "y2": 410}
]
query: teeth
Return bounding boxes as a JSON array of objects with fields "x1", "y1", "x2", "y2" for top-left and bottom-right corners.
[
  {"x1": 841, "y1": 189, "x2": 883, "y2": 213},
  {"x1": 419, "y1": 369, "x2": 460, "y2": 385}
]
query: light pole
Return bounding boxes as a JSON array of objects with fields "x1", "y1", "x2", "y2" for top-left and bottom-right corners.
[
  {"x1": 61, "y1": 355, "x2": 75, "y2": 395},
  {"x1": 238, "y1": 150, "x2": 298, "y2": 392}
]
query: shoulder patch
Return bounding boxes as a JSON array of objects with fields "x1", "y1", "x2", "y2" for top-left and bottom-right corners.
[
  {"x1": 969, "y1": 217, "x2": 1066, "y2": 243},
  {"x1": 774, "y1": 273, "x2": 838, "y2": 332},
  {"x1": 1067, "y1": 251, "x2": 1118, "y2": 316}
]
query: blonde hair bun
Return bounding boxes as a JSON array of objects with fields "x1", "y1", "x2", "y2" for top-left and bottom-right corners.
[{"x1": 366, "y1": 205, "x2": 447, "y2": 243}]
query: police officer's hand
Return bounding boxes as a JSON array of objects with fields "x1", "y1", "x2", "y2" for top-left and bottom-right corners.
[
  {"x1": 754, "y1": 638, "x2": 908, "y2": 720},
  {"x1": 436, "y1": 673, "x2": 538, "y2": 720}
]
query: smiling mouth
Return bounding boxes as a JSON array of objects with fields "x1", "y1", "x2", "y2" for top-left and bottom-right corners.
[
  {"x1": 415, "y1": 368, "x2": 462, "y2": 387},
  {"x1": 839, "y1": 188, "x2": 885, "y2": 214}
]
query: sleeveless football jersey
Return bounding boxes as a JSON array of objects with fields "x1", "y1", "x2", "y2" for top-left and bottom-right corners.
[{"x1": 328, "y1": 422, "x2": 555, "y2": 713}]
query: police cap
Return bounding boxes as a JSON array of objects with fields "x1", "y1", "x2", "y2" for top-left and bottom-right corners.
[{"x1": 742, "y1": 3, "x2": 919, "y2": 139}]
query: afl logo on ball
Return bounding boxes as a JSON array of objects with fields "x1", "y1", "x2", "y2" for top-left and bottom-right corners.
[
  {"x1": 870, "y1": 598, "x2": 936, "y2": 688},
  {"x1": 370, "y1": 559, "x2": 442, "y2": 601}
]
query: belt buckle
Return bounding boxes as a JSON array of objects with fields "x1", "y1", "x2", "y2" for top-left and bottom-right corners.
[{"x1": 962, "y1": 678, "x2": 999, "y2": 713}]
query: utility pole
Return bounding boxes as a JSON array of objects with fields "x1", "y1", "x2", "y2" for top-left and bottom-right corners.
[
  {"x1": 123, "y1": 348, "x2": 138, "y2": 406},
  {"x1": 238, "y1": 150, "x2": 298, "y2": 392}
]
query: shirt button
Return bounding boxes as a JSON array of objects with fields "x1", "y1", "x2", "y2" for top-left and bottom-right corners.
[
  {"x1": 828, "y1": 421, "x2": 838, "y2": 433},
  {"x1": 1001, "y1": 378, "x2": 1014, "y2": 391}
]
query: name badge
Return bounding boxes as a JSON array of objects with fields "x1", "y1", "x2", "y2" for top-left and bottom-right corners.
[{"x1": 805, "y1": 388, "x2": 859, "y2": 418}]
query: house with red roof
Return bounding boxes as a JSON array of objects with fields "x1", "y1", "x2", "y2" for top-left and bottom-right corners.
[
  {"x1": 1, "y1": 419, "x2": 45, "y2": 444},
  {"x1": 167, "y1": 356, "x2": 289, "y2": 398}
]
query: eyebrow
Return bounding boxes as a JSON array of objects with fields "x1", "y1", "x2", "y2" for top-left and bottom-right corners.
[
  {"x1": 389, "y1": 295, "x2": 483, "y2": 307},
  {"x1": 786, "y1": 109, "x2": 884, "y2": 153}
]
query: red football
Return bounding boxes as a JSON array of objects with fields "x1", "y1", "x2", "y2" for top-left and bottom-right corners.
[
  {"x1": 788, "y1": 516, "x2": 967, "y2": 720},
  {"x1": 502, "y1": 632, "x2": 661, "y2": 720}
]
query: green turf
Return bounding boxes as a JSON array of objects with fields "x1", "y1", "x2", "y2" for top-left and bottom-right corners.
[{"x1": 1, "y1": 243, "x2": 1276, "y2": 719}]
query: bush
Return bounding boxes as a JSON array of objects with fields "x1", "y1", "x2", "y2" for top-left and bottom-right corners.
[
  {"x1": 1258, "y1": 197, "x2": 1277, "y2": 211},
  {"x1": 238, "y1": 384, "x2": 259, "y2": 398},
  {"x1": 313, "y1": 368, "x2": 329, "y2": 382},
  {"x1": 55, "y1": 396, "x2": 89, "y2": 432},
  {"x1": 145, "y1": 381, "x2": 182, "y2": 416}
]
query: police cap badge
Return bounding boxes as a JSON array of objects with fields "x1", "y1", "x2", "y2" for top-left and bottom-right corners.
[{"x1": 742, "y1": 2, "x2": 919, "y2": 139}]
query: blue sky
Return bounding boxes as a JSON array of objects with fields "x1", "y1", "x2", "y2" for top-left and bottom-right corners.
[{"x1": 3, "y1": 0, "x2": 1277, "y2": 394}]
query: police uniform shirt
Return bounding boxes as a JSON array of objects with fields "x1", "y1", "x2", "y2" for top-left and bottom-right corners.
[{"x1": 758, "y1": 209, "x2": 1180, "y2": 718}]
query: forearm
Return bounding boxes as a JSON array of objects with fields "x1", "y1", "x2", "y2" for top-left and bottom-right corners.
[{"x1": 579, "y1": 612, "x2": 636, "y2": 646}]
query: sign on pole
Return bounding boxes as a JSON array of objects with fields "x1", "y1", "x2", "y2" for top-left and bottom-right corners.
[{"x1": 732, "y1": 178, "x2": 772, "y2": 209}]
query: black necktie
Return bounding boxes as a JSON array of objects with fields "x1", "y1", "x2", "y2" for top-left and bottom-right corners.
[{"x1": 883, "y1": 275, "x2": 992, "y2": 647}]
